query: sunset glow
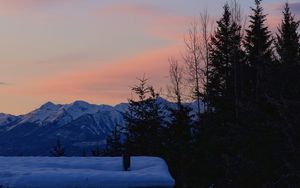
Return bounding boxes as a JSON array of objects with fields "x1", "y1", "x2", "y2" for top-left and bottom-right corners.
[{"x1": 0, "y1": 0, "x2": 299, "y2": 114}]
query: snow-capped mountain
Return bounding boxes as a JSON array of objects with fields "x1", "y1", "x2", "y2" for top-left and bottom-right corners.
[
  {"x1": 0, "y1": 113, "x2": 20, "y2": 133},
  {"x1": 17, "y1": 100, "x2": 116, "y2": 126},
  {"x1": 0, "y1": 98, "x2": 200, "y2": 156},
  {"x1": 0, "y1": 113, "x2": 19, "y2": 126},
  {"x1": 0, "y1": 101, "x2": 127, "y2": 156}
]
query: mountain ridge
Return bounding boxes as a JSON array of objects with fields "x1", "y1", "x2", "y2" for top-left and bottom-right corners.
[
  {"x1": 0, "y1": 98, "x2": 201, "y2": 156},
  {"x1": 0, "y1": 100, "x2": 129, "y2": 156}
]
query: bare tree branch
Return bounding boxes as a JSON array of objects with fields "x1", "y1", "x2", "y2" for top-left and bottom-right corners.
[
  {"x1": 167, "y1": 57, "x2": 184, "y2": 107},
  {"x1": 183, "y1": 11, "x2": 214, "y2": 114}
]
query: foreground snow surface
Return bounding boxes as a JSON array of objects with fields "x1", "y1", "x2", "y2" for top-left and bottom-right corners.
[{"x1": 0, "y1": 156, "x2": 175, "y2": 188}]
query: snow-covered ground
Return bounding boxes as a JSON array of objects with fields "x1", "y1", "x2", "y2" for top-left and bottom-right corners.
[{"x1": 0, "y1": 156, "x2": 175, "y2": 188}]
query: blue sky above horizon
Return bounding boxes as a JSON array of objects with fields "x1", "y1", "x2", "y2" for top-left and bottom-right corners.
[{"x1": 0, "y1": 0, "x2": 299, "y2": 115}]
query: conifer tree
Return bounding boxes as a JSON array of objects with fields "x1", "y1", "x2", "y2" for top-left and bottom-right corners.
[
  {"x1": 273, "y1": 3, "x2": 300, "y2": 182},
  {"x1": 105, "y1": 124, "x2": 123, "y2": 156},
  {"x1": 276, "y1": 3, "x2": 300, "y2": 65},
  {"x1": 198, "y1": 4, "x2": 247, "y2": 187},
  {"x1": 124, "y1": 77, "x2": 164, "y2": 156},
  {"x1": 244, "y1": 0, "x2": 274, "y2": 100},
  {"x1": 207, "y1": 3, "x2": 244, "y2": 117},
  {"x1": 275, "y1": 2, "x2": 300, "y2": 99}
]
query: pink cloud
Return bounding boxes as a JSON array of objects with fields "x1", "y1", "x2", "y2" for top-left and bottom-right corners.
[{"x1": 14, "y1": 44, "x2": 182, "y2": 105}]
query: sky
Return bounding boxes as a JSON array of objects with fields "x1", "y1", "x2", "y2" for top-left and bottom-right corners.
[{"x1": 0, "y1": 0, "x2": 299, "y2": 115}]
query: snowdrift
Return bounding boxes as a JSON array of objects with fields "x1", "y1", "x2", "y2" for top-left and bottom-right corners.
[{"x1": 0, "y1": 156, "x2": 175, "y2": 188}]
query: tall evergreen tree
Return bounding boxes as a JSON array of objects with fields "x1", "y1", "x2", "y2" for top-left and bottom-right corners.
[
  {"x1": 240, "y1": 2, "x2": 291, "y2": 187},
  {"x1": 207, "y1": 3, "x2": 244, "y2": 118},
  {"x1": 275, "y1": 3, "x2": 300, "y2": 65},
  {"x1": 275, "y1": 2, "x2": 300, "y2": 99},
  {"x1": 198, "y1": 4, "x2": 248, "y2": 187},
  {"x1": 244, "y1": 0, "x2": 274, "y2": 100},
  {"x1": 273, "y1": 3, "x2": 300, "y2": 184}
]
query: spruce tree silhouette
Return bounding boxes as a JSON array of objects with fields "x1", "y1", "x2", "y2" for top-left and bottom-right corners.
[
  {"x1": 244, "y1": 0, "x2": 274, "y2": 100},
  {"x1": 124, "y1": 77, "x2": 164, "y2": 156}
]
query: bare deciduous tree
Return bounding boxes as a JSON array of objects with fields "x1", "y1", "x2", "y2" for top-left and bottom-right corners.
[
  {"x1": 230, "y1": 0, "x2": 247, "y2": 41},
  {"x1": 183, "y1": 10, "x2": 214, "y2": 115},
  {"x1": 183, "y1": 19, "x2": 202, "y2": 115},
  {"x1": 200, "y1": 10, "x2": 214, "y2": 113},
  {"x1": 167, "y1": 57, "x2": 184, "y2": 108}
]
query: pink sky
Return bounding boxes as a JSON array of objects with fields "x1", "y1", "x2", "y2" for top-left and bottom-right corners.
[{"x1": 0, "y1": 0, "x2": 298, "y2": 115}]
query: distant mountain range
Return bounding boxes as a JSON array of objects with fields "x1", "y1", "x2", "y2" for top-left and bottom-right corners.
[
  {"x1": 0, "y1": 98, "x2": 201, "y2": 156},
  {"x1": 0, "y1": 100, "x2": 129, "y2": 156}
]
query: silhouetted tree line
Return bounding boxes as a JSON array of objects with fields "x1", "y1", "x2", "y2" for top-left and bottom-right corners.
[{"x1": 105, "y1": 0, "x2": 300, "y2": 187}]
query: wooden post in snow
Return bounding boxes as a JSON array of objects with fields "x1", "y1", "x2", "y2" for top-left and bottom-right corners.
[{"x1": 123, "y1": 151, "x2": 131, "y2": 171}]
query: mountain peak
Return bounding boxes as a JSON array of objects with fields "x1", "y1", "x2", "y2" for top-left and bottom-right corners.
[
  {"x1": 0, "y1": 113, "x2": 9, "y2": 117},
  {"x1": 40, "y1": 102, "x2": 58, "y2": 110},
  {"x1": 72, "y1": 100, "x2": 90, "y2": 106}
]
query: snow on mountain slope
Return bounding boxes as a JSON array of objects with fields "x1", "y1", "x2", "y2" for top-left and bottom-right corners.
[
  {"x1": 0, "y1": 113, "x2": 18, "y2": 126},
  {"x1": 92, "y1": 110, "x2": 125, "y2": 135},
  {"x1": 18, "y1": 102, "x2": 62, "y2": 125},
  {"x1": 0, "y1": 101, "x2": 128, "y2": 156},
  {"x1": 61, "y1": 101, "x2": 101, "y2": 120},
  {"x1": 0, "y1": 99, "x2": 200, "y2": 156},
  {"x1": 16, "y1": 101, "x2": 118, "y2": 127},
  {"x1": 0, "y1": 113, "x2": 20, "y2": 134},
  {"x1": 114, "y1": 103, "x2": 129, "y2": 112}
]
